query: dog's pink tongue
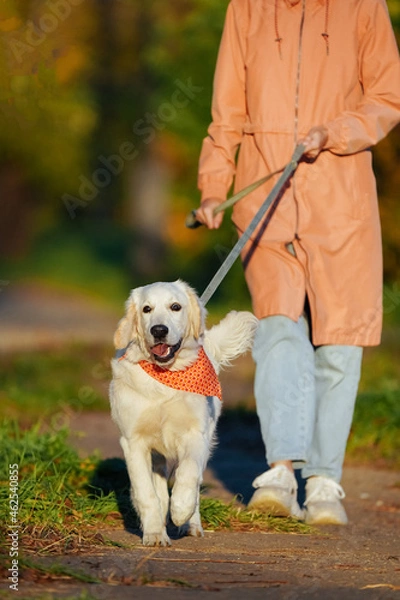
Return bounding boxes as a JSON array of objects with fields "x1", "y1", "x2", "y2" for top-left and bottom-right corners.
[{"x1": 152, "y1": 343, "x2": 170, "y2": 357}]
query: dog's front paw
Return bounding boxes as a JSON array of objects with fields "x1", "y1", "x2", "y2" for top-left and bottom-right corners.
[
  {"x1": 142, "y1": 530, "x2": 171, "y2": 547},
  {"x1": 170, "y1": 489, "x2": 197, "y2": 527}
]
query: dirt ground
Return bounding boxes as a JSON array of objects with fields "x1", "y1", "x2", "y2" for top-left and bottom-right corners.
[{"x1": 1, "y1": 283, "x2": 400, "y2": 599}]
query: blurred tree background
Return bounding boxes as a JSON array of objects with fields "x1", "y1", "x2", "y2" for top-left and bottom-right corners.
[{"x1": 0, "y1": 0, "x2": 399, "y2": 313}]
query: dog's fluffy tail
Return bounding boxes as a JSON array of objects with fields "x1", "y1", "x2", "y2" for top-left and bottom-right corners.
[{"x1": 203, "y1": 311, "x2": 258, "y2": 371}]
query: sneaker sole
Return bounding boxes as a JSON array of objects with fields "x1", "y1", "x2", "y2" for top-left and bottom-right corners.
[
  {"x1": 305, "y1": 512, "x2": 348, "y2": 526},
  {"x1": 248, "y1": 492, "x2": 294, "y2": 518}
]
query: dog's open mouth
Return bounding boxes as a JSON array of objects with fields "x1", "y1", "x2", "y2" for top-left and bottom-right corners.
[{"x1": 151, "y1": 340, "x2": 182, "y2": 363}]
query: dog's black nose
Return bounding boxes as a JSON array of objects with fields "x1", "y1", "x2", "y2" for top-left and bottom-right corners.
[{"x1": 150, "y1": 324, "x2": 169, "y2": 339}]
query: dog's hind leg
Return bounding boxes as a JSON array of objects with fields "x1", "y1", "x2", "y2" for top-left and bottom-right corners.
[
  {"x1": 151, "y1": 451, "x2": 169, "y2": 526},
  {"x1": 120, "y1": 437, "x2": 171, "y2": 547},
  {"x1": 188, "y1": 492, "x2": 204, "y2": 537}
]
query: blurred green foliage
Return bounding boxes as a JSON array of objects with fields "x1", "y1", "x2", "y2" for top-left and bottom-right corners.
[{"x1": 0, "y1": 0, "x2": 399, "y2": 309}]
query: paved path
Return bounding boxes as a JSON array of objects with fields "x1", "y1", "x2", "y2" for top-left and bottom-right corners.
[{"x1": 0, "y1": 282, "x2": 118, "y2": 351}]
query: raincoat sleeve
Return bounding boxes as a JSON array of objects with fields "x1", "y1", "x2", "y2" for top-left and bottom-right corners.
[
  {"x1": 325, "y1": 0, "x2": 400, "y2": 155},
  {"x1": 197, "y1": 0, "x2": 247, "y2": 203}
]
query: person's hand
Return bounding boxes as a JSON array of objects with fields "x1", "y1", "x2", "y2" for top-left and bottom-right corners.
[
  {"x1": 195, "y1": 198, "x2": 224, "y2": 229},
  {"x1": 299, "y1": 126, "x2": 328, "y2": 159}
]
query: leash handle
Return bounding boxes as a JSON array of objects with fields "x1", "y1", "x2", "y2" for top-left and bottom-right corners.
[
  {"x1": 200, "y1": 144, "x2": 305, "y2": 306},
  {"x1": 185, "y1": 210, "x2": 203, "y2": 229},
  {"x1": 185, "y1": 171, "x2": 281, "y2": 229}
]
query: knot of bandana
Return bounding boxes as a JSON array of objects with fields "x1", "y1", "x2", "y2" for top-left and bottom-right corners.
[{"x1": 138, "y1": 348, "x2": 222, "y2": 400}]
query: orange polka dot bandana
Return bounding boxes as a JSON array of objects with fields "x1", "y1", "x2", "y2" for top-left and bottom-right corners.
[{"x1": 138, "y1": 348, "x2": 222, "y2": 400}]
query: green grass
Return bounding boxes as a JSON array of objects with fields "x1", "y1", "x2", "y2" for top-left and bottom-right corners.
[
  {"x1": 348, "y1": 389, "x2": 400, "y2": 468},
  {"x1": 0, "y1": 421, "x2": 120, "y2": 556},
  {"x1": 0, "y1": 344, "x2": 111, "y2": 423},
  {"x1": 0, "y1": 421, "x2": 310, "y2": 560},
  {"x1": 200, "y1": 497, "x2": 311, "y2": 534},
  {"x1": 347, "y1": 335, "x2": 400, "y2": 469}
]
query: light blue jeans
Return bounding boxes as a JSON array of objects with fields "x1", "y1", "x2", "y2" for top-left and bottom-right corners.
[{"x1": 252, "y1": 315, "x2": 363, "y2": 483}]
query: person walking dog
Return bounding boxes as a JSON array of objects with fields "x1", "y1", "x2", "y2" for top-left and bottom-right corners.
[{"x1": 195, "y1": 0, "x2": 400, "y2": 524}]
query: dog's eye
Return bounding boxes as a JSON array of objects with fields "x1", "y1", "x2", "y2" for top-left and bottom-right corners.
[
  {"x1": 170, "y1": 303, "x2": 182, "y2": 312},
  {"x1": 142, "y1": 305, "x2": 152, "y2": 313}
]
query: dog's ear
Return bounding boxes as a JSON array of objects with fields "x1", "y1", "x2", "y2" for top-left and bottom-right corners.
[
  {"x1": 179, "y1": 280, "x2": 205, "y2": 340},
  {"x1": 113, "y1": 293, "x2": 138, "y2": 349}
]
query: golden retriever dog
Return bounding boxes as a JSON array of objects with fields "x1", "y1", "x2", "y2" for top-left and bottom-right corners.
[{"x1": 110, "y1": 280, "x2": 258, "y2": 546}]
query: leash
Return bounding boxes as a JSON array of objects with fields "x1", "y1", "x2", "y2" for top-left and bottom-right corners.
[
  {"x1": 187, "y1": 144, "x2": 305, "y2": 306},
  {"x1": 186, "y1": 170, "x2": 286, "y2": 229}
]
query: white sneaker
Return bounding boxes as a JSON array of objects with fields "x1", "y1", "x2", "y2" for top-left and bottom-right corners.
[
  {"x1": 247, "y1": 465, "x2": 304, "y2": 520},
  {"x1": 304, "y1": 476, "x2": 348, "y2": 525}
]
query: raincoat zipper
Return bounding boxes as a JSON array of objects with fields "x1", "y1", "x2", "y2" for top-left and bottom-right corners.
[
  {"x1": 293, "y1": 0, "x2": 306, "y2": 241},
  {"x1": 292, "y1": 0, "x2": 317, "y2": 330}
]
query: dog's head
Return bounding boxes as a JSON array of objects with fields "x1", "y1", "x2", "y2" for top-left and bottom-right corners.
[{"x1": 114, "y1": 280, "x2": 206, "y2": 366}]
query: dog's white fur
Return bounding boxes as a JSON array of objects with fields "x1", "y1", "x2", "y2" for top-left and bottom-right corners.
[{"x1": 110, "y1": 280, "x2": 258, "y2": 546}]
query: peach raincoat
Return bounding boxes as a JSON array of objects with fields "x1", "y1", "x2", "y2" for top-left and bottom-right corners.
[{"x1": 198, "y1": 0, "x2": 400, "y2": 346}]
